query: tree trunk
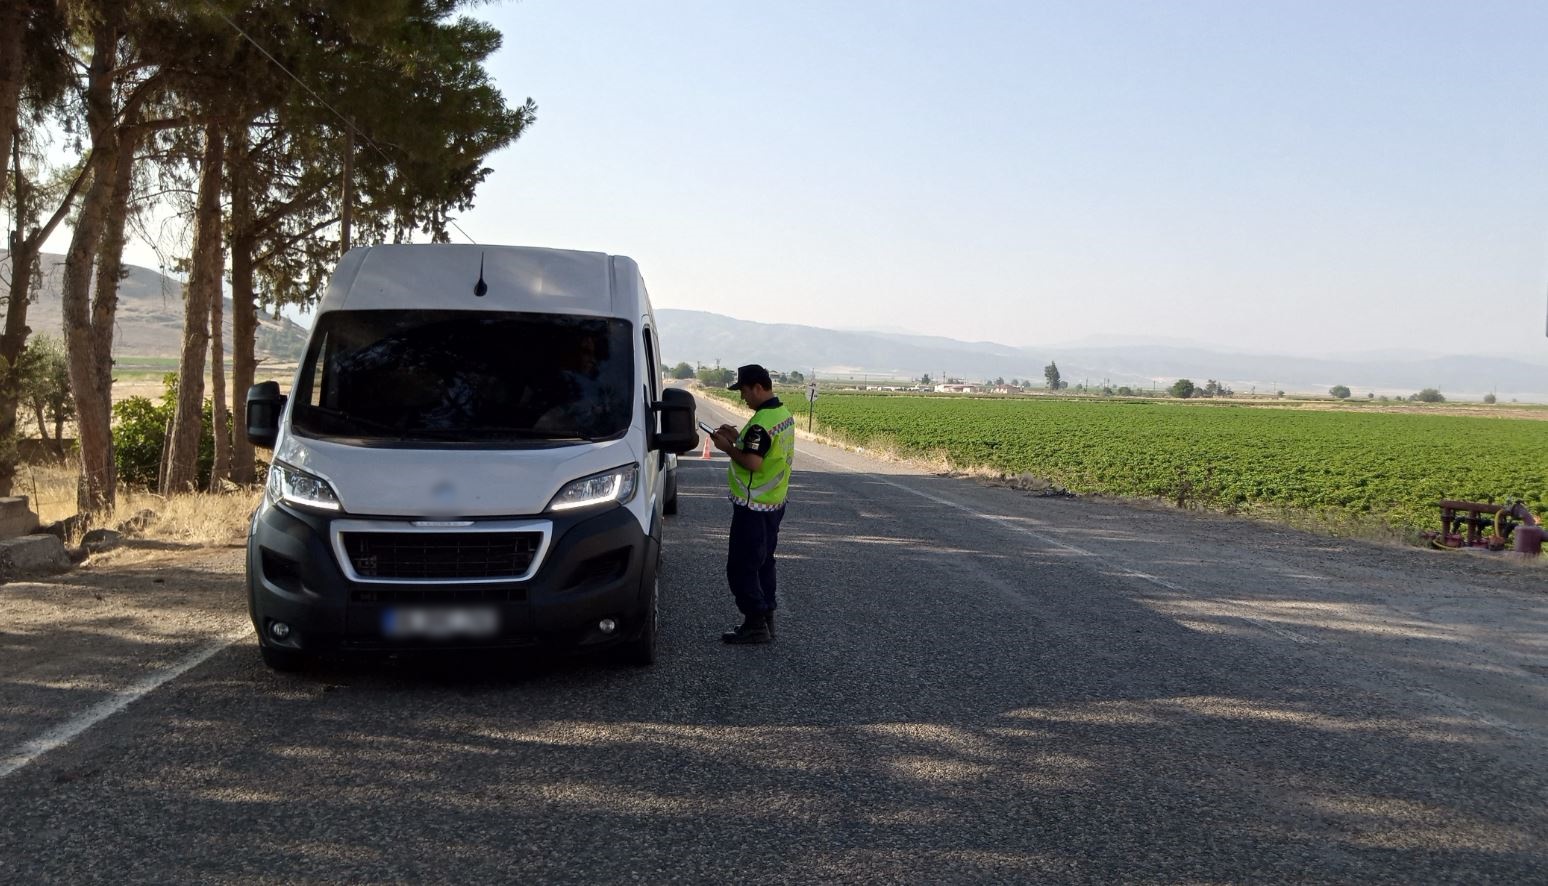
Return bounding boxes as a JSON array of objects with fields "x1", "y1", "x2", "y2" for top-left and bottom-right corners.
[
  {"x1": 156, "y1": 416, "x2": 171, "y2": 494},
  {"x1": 78, "y1": 123, "x2": 140, "y2": 508},
  {"x1": 0, "y1": 144, "x2": 34, "y2": 496},
  {"x1": 62, "y1": 22, "x2": 120, "y2": 514},
  {"x1": 0, "y1": 0, "x2": 26, "y2": 204},
  {"x1": 1, "y1": 102, "x2": 90, "y2": 495},
  {"x1": 163, "y1": 124, "x2": 222, "y2": 495},
  {"x1": 229, "y1": 133, "x2": 257, "y2": 484},
  {"x1": 64, "y1": 168, "x2": 115, "y2": 513},
  {"x1": 340, "y1": 126, "x2": 353, "y2": 254},
  {"x1": 208, "y1": 247, "x2": 229, "y2": 491}
]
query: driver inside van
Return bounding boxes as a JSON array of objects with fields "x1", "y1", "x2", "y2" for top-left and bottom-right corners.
[{"x1": 532, "y1": 334, "x2": 618, "y2": 437}]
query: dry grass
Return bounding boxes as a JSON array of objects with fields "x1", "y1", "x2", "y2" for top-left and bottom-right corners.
[
  {"x1": 19, "y1": 462, "x2": 257, "y2": 547},
  {"x1": 16, "y1": 463, "x2": 80, "y2": 526},
  {"x1": 111, "y1": 487, "x2": 258, "y2": 547}
]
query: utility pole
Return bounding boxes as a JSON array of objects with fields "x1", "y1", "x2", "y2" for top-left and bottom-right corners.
[
  {"x1": 340, "y1": 127, "x2": 354, "y2": 256},
  {"x1": 807, "y1": 369, "x2": 817, "y2": 432}
]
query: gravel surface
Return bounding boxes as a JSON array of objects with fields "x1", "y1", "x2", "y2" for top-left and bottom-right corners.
[{"x1": 1, "y1": 395, "x2": 1545, "y2": 883}]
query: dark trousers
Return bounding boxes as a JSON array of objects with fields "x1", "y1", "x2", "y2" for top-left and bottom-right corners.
[{"x1": 727, "y1": 504, "x2": 784, "y2": 616}]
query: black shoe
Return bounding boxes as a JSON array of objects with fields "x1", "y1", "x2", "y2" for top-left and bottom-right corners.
[
  {"x1": 765, "y1": 611, "x2": 775, "y2": 640},
  {"x1": 721, "y1": 615, "x2": 772, "y2": 644},
  {"x1": 720, "y1": 613, "x2": 760, "y2": 639}
]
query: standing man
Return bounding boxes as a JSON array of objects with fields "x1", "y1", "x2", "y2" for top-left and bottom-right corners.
[{"x1": 710, "y1": 364, "x2": 795, "y2": 644}]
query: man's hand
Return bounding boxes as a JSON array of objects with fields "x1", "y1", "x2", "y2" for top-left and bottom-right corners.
[{"x1": 710, "y1": 426, "x2": 737, "y2": 453}]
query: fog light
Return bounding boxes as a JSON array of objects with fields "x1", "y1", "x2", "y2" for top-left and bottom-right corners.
[
  {"x1": 598, "y1": 618, "x2": 617, "y2": 634},
  {"x1": 270, "y1": 621, "x2": 292, "y2": 641}
]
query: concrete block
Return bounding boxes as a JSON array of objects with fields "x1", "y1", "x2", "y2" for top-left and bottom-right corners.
[
  {"x1": 0, "y1": 497, "x2": 38, "y2": 539},
  {"x1": 0, "y1": 534, "x2": 73, "y2": 581},
  {"x1": 39, "y1": 514, "x2": 87, "y2": 541},
  {"x1": 82, "y1": 528, "x2": 124, "y2": 553}
]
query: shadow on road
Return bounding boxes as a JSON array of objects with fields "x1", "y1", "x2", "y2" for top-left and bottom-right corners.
[{"x1": 3, "y1": 460, "x2": 1545, "y2": 882}]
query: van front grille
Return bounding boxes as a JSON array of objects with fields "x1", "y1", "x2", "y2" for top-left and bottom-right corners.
[{"x1": 341, "y1": 531, "x2": 542, "y2": 581}]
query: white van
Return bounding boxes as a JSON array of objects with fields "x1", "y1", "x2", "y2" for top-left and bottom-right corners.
[{"x1": 243, "y1": 245, "x2": 698, "y2": 670}]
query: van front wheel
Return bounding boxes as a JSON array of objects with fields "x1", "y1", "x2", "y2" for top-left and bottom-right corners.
[
  {"x1": 616, "y1": 577, "x2": 659, "y2": 666},
  {"x1": 260, "y1": 644, "x2": 311, "y2": 673}
]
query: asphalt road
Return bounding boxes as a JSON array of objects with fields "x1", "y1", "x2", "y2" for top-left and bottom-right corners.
[{"x1": 3, "y1": 394, "x2": 1547, "y2": 883}]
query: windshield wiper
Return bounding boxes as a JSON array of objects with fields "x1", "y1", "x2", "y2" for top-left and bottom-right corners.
[
  {"x1": 302, "y1": 406, "x2": 406, "y2": 436},
  {"x1": 403, "y1": 426, "x2": 599, "y2": 442}
]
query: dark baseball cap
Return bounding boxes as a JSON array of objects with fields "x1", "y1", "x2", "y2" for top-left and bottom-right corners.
[{"x1": 727, "y1": 364, "x2": 773, "y2": 390}]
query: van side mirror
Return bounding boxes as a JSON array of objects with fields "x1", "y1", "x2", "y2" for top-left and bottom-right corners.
[
  {"x1": 652, "y1": 387, "x2": 697, "y2": 454},
  {"x1": 246, "y1": 381, "x2": 286, "y2": 450}
]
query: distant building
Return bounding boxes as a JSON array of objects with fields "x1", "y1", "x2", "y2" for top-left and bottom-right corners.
[{"x1": 934, "y1": 383, "x2": 981, "y2": 394}]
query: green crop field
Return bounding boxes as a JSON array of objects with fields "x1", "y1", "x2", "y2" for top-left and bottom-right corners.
[{"x1": 721, "y1": 390, "x2": 1548, "y2": 536}]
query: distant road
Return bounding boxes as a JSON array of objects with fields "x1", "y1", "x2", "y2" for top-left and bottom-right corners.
[{"x1": 2, "y1": 393, "x2": 1546, "y2": 881}]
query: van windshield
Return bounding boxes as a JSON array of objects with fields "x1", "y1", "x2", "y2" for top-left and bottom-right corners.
[{"x1": 290, "y1": 310, "x2": 634, "y2": 444}]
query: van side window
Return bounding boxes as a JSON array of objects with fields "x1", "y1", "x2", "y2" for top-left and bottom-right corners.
[
  {"x1": 307, "y1": 332, "x2": 327, "y2": 408},
  {"x1": 642, "y1": 327, "x2": 661, "y2": 400}
]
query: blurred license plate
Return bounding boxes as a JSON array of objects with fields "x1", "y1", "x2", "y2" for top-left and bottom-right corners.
[{"x1": 382, "y1": 606, "x2": 500, "y2": 640}]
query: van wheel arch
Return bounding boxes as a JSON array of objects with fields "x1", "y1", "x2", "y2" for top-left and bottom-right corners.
[{"x1": 615, "y1": 534, "x2": 661, "y2": 666}]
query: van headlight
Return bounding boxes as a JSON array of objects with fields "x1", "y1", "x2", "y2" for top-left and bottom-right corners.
[
  {"x1": 548, "y1": 464, "x2": 638, "y2": 512},
  {"x1": 266, "y1": 461, "x2": 342, "y2": 512}
]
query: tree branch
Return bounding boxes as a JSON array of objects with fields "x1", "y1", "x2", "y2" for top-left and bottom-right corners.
[
  {"x1": 117, "y1": 73, "x2": 167, "y2": 126},
  {"x1": 250, "y1": 183, "x2": 326, "y2": 235},
  {"x1": 136, "y1": 115, "x2": 195, "y2": 133},
  {"x1": 255, "y1": 216, "x2": 339, "y2": 266},
  {"x1": 27, "y1": 153, "x2": 95, "y2": 249}
]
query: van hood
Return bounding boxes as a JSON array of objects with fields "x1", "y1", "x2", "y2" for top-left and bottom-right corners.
[{"x1": 273, "y1": 433, "x2": 641, "y2": 518}]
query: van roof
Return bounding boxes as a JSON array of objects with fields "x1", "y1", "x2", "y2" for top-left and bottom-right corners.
[{"x1": 319, "y1": 244, "x2": 642, "y2": 318}]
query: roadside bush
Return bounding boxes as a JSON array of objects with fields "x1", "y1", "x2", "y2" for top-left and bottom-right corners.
[
  {"x1": 697, "y1": 366, "x2": 734, "y2": 387},
  {"x1": 112, "y1": 374, "x2": 215, "y2": 488}
]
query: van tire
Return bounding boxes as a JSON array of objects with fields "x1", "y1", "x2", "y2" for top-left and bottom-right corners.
[
  {"x1": 260, "y1": 644, "x2": 311, "y2": 673},
  {"x1": 663, "y1": 464, "x2": 679, "y2": 515},
  {"x1": 616, "y1": 577, "x2": 659, "y2": 666}
]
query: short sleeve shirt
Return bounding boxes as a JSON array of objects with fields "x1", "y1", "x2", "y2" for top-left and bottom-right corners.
[
  {"x1": 740, "y1": 424, "x2": 772, "y2": 457},
  {"x1": 739, "y1": 396, "x2": 783, "y2": 457}
]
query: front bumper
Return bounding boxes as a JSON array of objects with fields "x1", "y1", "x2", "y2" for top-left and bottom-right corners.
[{"x1": 247, "y1": 500, "x2": 658, "y2": 655}]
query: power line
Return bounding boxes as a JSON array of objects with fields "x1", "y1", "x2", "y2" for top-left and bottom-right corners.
[
  {"x1": 200, "y1": 1, "x2": 479, "y2": 246},
  {"x1": 200, "y1": 1, "x2": 393, "y2": 168},
  {"x1": 449, "y1": 219, "x2": 477, "y2": 245}
]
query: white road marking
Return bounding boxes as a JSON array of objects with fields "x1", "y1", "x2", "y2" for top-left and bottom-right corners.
[
  {"x1": 799, "y1": 447, "x2": 1319, "y2": 646},
  {"x1": 797, "y1": 444, "x2": 1548, "y2": 743},
  {"x1": 0, "y1": 626, "x2": 252, "y2": 781}
]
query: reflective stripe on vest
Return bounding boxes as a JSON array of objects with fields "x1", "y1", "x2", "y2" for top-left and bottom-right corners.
[{"x1": 727, "y1": 406, "x2": 795, "y2": 509}]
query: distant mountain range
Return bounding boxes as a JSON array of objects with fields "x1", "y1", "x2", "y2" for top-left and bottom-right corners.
[
  {"x1": 0, "y1": 251, "x2": 309, "y2": 362},
  {"x1": 658, "y1": 309, "x2": 1548, "y2": 402},
  {"x1": 4, "y1": 253, "x2": 1538, "y2": 401}
]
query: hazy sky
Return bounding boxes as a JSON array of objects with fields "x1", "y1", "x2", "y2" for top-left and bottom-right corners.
[
  {"x1": 460, "y1": 0, "x2": 1548, "y2": 357},
  {"x1": 84, "y1": 1, "x2": 1548, "y2": 358}
]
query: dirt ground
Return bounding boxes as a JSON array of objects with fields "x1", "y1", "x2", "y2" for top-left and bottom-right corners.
[{"x1": 0, "y1": 544, "x2": 247, "y2": 753}]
